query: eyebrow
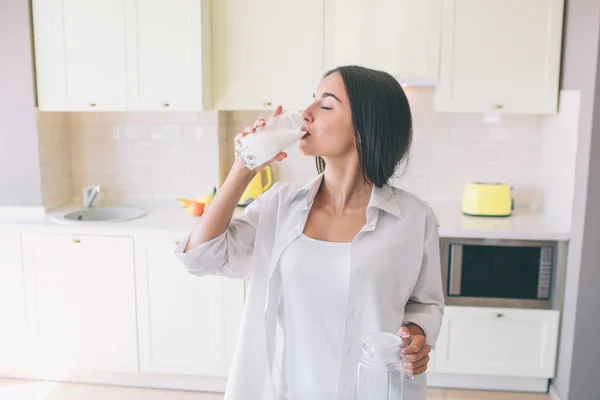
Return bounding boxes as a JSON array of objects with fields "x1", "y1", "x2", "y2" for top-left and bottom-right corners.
[{"x1": 312, "y1": 92, "x2": 342, "y2": 103}]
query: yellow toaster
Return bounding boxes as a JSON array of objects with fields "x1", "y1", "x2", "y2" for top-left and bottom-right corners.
[{"x1": 462, "y1": 182, "x2": 513, "y2": 217}]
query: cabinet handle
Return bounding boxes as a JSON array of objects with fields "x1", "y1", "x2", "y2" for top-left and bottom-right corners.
[
  {"x1": 493, "y1": 312, "x2": 504, "y2": 318},
  {"x1": 88, "y1": 102, "x2": 97, "y2": 107},
  {"x1": 162, "y1": 102, "x2": 170, "y2": 108},
  {"x1": 262, "y1": 101, "x2": 273, "y2": 107},
  {"x1": 72, "y1": 239, "x2": 81, "y2": 244},
  {"x1": 491, "y1": 104, "x2": 504, "y2": 110}
]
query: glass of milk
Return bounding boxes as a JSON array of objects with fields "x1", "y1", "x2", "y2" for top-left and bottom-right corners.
[{"x1": 234, "y1": 109, "x2": 306, "y2": 170}]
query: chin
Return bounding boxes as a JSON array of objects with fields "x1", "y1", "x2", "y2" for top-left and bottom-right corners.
[
  {"x1": 298, "y1": 140, "x2": 315, "y2": 157},
  {"x1": 299, "y1": 149, "x2": 316, "y2": 157}
]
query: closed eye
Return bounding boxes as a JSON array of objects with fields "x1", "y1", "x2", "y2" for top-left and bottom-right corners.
[{"x1": 321, "y1": 106, "x2": 332, "y2": 110}]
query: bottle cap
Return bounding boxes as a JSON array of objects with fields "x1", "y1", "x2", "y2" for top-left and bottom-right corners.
[{"x1": 362, "y1": 332, "x2": 402, "y2": 363}]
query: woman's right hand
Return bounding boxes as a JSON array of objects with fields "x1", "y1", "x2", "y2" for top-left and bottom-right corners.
[{"x1": 233, "y1": 105, "x2": 288, "y2": 173}]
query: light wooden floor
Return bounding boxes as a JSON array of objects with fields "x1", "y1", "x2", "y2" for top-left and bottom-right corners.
[{"x1": 0, "y1": 379, "x2": 551, "y2": 400}]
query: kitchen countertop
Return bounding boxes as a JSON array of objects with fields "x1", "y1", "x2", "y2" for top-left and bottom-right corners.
[
  {"x1": 0, "y1": 202, "x2": 571, "y2": 241},
  {"x1": 431, "y1": 203, "x2": 570, "y2": 241},
  {"x1": 0, "y1": 203, "x2": 235, "y2": 237}
]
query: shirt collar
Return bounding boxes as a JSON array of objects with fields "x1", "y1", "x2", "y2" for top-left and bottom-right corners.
[{"x1": 291, "y1": 173, "x2": 403, "y2": 219}]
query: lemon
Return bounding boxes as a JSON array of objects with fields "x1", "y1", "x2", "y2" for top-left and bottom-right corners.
[{"x1": 197, "y1": 186, "x2": 216, "y2": 204}]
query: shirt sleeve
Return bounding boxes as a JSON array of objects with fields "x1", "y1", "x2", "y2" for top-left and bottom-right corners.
[
  {"x1": 402, "y1": 210, "x2": 445, "y2": 347},
  {"x1": 174, "y1": 183, "x2": 280, "y2": 279}
]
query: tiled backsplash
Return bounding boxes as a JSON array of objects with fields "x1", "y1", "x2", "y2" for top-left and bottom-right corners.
[
  {"x1": 67, "y1": 111, "x2": 222, "y2": 208},
  {"x1": 37, "y1": 111, "x2": 72, "y2": 209},
  {"x1": 37, "y1": 88, "x2": 578, "y2": 213},
  {"x1": 223, "y1": 88, "x2": 545, "y2": 207},
  {"x1": 395, "y1": 88, "x2": 544, "y2": 206}
]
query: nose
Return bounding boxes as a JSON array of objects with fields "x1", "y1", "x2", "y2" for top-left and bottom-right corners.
[
  {"x1": 301, "y1": 107, "x2": 313, "y2": 124},
  {"x1": 300, "y1": 109, "x2": 312, "y2": 132}
]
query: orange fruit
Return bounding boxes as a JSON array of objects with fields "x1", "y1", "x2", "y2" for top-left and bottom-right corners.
[{"x1": 185, "y1": 201, "x2": 204, "y2": 216}]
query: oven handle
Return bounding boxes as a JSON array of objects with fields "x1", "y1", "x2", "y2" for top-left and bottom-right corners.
[{"x1": 449, "y1": 244, "x2": 463, "y2": 295}]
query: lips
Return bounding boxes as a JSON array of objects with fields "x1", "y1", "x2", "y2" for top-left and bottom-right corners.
[{"x1": 300, "y1": 123, "x2": 311, "y2": 139}]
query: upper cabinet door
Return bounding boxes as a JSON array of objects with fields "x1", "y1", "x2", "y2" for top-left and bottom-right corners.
[
  {"x1": 212, "y1": 0, "x2": 324, "y2": 110},
  {"x1": 33, "y1": 0, "x2": 128, "y2": 111},
  {"x1": 62, "y1": 0, "x2": 128, "y2": 111},
  {"x1": 332, "y1": 0, "x2": 442, "y2": 83},
  {"x1": 32, "y1": 0, "x2": 68, "y2": 111},
  {"x1": 126, "y1": 0, "x2": 212, "y2": 111},
  {"x1": 434, "y1": 0, "x2": 564, "y2": 114}
]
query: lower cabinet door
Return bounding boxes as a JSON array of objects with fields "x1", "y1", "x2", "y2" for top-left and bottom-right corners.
[
  {"x1": 21, "y1": 233, "x2": 139, "y2": 374},
  {"x1": 434, "y1": 306, "x2": 559, "y2": 378},
  {"x1": 0, "y1": 232, "x2": 31, "y2": 373},
  {"x1": 135, "y1": 234, "x2": 244, "y2": 376}
]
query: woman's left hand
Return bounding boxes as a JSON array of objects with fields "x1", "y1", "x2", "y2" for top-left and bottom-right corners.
[{"x1": 398, "y1": 325, "x2": 431, "y2": 376}]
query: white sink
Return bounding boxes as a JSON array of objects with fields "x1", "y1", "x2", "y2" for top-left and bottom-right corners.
[{"x1": 51, "y1": 206, "x2": 147, "y2": 224}]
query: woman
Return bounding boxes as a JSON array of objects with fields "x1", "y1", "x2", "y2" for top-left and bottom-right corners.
[{"x1": 175, "y1": 65, "x2": 444, "y2": 400}]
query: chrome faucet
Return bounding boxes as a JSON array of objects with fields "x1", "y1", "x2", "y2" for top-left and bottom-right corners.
[{"x1": 82, "y1": 185, "x2": 102, "y2": 209}]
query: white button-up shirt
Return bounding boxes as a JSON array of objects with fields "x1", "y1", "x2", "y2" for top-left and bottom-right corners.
[{"x1": 175, "y1": 173, "x2": 444, "y2": 400}]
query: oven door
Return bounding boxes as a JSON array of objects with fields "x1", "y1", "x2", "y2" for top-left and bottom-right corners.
[{"x1": 440, "y1": 238, "x2": 555, "y2": 309}]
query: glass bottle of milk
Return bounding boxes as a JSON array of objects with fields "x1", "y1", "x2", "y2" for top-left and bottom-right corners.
[{"x1": 234, "y1": 110, "x2": 306, "y2": 170}]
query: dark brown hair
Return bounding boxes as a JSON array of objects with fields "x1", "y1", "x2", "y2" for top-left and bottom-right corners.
[{"x1": 316, "y1": 65, "x2": 413, "y2": 187}]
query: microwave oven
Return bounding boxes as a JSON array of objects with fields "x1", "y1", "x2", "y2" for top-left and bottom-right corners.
[{"x1": 440, "y1": 238, "x2": 564, "y2": 309}]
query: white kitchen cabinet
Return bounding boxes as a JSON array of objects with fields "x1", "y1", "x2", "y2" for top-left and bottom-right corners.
[
  {"x1": 435, "y1": 306, "x2": 559, "y2": 378},
  {"x1": 332, "y1": 0, "x2": 442, "y2": 84},
  {"x1": 21, "y1": 233, "x2": 138, "y2": 373},
  {"x1": 428, "y1": 348, "x2": 437, "y2": 373},
  {"x1": 434, "y1": 0, "x2": 564, "y2": 114},
  {"x1": 33, "y1": 0, "x2": 211, "y2": 111},
  {"x1": 33, "y1": 0, "x2": 128, "y2": 111},
  {"x1": 134, "y1": 234, "x2": 244, "y2": 376},
  {"x1": 31, "y1": 0, "x2": 68, "y2": 111},
  {"x1": 126, "y1": 0, "x2": 212, "y2": 111},
  {"x1": 212, "y1": 0, "x2": 324, "y2": 110},
  {"x1": 0, "y1": 233, "x2": 31, "y2": 372}
]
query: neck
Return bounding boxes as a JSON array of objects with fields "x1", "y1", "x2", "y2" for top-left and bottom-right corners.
[{"x1": 319, "y1": 156, "x2": 373, "y2": 213}]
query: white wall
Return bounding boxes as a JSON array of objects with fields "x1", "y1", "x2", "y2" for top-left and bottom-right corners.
[
  {"x1": 0, "y1": 0, "x2": 43, "y2": 207},
  {"x1": 540, "y1": 90, "x2": 581, "y2": 227},
  {"x1": 551, "y1": 0, "x2": 600, "y2": 397}
]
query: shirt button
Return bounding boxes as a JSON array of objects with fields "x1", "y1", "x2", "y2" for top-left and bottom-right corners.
[
  {"x1": 356, "y1": 268, "x2": 362, "y2": 276},
  {"x1": 347, "y1": 347, "x2": 353, "y2": 356}
]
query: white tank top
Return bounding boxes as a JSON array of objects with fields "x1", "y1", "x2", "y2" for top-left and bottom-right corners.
[{"x1": 278, "y1": 233, "x2": 352, "y2": 399}]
